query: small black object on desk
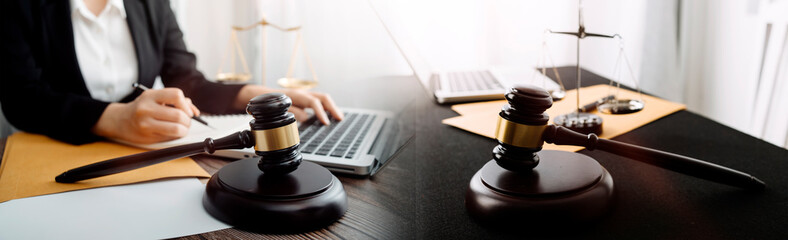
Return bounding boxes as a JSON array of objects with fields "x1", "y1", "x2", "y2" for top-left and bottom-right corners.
[
  {"x1": 553, "y1": 112, "x2": 603, "y2": 135},
  {"x1": 552, "y1": 95, "x2": 613, "y2": 135},
  {"x1": 466, "y1": 85, "x2": 765, "y2": 227}
]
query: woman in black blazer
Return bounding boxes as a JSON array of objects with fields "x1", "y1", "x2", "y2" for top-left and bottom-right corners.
[{"x1": 0, "y1": 0, "x2": 342, "y2": 145}]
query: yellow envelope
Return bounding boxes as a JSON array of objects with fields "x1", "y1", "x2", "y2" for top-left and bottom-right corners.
[
  {"x1": 0, "y1": 133, "x2": 210, "y2": 202},
  {"x1": 442, "y1": 85, "x2": 686, "y2": 151}
]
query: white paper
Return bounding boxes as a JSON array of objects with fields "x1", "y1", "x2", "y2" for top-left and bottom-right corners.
[{"x1": 0, "y1": 178, "x2": 231, "y2": 240}]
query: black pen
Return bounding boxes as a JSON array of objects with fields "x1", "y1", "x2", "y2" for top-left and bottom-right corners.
[
  {"x1": 132, "y1": 83, "x2": 212, "y2": 128},
  {"x1": 578, "y1": 95, "x2": 615, "y2": 112}
]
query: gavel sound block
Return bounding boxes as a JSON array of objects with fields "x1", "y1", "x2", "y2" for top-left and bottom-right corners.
[
  {"x1": 465, "y1": 85, "x2": 764, "y2": 227},
  {"x1": 202, "y1": 93, "x2": 347, "y2": 232}
]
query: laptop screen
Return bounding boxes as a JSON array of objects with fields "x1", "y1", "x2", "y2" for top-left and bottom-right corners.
[{"x1": 368, "y1": 0, "x2": 434, "y2": 94}]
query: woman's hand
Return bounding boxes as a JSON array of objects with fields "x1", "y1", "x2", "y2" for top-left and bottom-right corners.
[
  {"x1": 92, "y1": 88, "x2": 200, "y2": 144},
  {"x1": 277, "y1": 88, "x2": 344, "y2": 124},
  {"x1": 235, "y1": 85, "x2": 344, "y2": 124}
]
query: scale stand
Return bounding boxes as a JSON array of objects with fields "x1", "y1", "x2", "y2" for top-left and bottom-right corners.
[{"x1": 547, "y1": 0, "x2": 645, "y2": 134}]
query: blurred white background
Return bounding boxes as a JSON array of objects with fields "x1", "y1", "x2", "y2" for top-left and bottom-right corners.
[
  {"x1": 169, "y1": 0, "x2": 787, "y2": 148},
  {"x1": 0, "y1": 0, "x2": 785, "y2": 148}
]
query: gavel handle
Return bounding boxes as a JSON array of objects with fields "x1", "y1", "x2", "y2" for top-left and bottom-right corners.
[
  {"x1": 55, "y1": 130, "x2": 255, "y2": 183},
  {"x1": 542, "y1": 125, "x2": 766, "y2": 190}
]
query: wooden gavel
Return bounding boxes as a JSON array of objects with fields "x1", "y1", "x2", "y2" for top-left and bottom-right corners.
[
  {"x1": 56, "y1": 93, "x2": 302, "y2": 183},
  {"x1": 492, "y1": 85, "x2": 765, "y2": 190},
  {"x1": 57, "y1": 93, "x2": 347, "y2": 233}
]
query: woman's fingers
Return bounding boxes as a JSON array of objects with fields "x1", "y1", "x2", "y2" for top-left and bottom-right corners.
[
  {"x1": 186, "y1": 98, "x2": 200, "y2": 117},
  {"x1": 128, "y1": 89, "x2": 195, "y2": 142},
  {"x1": 310, "y1": 92, "x2": 343, "y2": 121},
  {"x1": 307, "y1": 97, "x2": 330, "y2": 125},
  {"x1": 283, "y1": 89, "x2": 339, "y2": 125},
  {"x1": 146, "y1": 88, "x2": 195, "y2": 117},
  {"x1": 95, "y1": 88, "x2": 204, "y2": 144},
  {"x1": 143, "y1": 118, "x2": 190, "y2": 140},
  {"x1": 122, "y1": 114, "x2": 189, "y2": 144},
  {"x1": 148, "y1": 104, "x2": 191, "y2": 128},
  {"x1": 288, "y1": 106, "x2": 309, "y2": 123}
]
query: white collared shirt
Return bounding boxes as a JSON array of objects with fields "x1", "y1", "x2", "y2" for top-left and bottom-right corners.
[{"x1": 71, "y1": 0, "x2": 138, "y2": 102}]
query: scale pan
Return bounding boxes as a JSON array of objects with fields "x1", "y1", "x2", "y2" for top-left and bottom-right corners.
[
  {"x1": 548, "y1": 90, "x2": 566, "y2": 101},
  {"x1": 598, "y1": 99, "x2": 644, "y2": 114},
  {"x1": 216, "y1": 73, "x2": 252, "y2": 82},
  {"x1": 277, "y1": 77, "x2": 318, "y2": 89}
]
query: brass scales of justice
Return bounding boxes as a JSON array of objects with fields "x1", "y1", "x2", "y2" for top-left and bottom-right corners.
[
  {"x1": 538, "y1": 0, "x2": 646, "y2": 135},
  {"x1": 216, "y1": 16, "x2": 319, "y2": 89}
]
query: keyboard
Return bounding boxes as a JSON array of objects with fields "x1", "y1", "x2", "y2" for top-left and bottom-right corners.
[
  {"x1": 446, "y1": 70, "x2": 503, "y2": 92},
  {"x1": 298, "y1": 112, "x2": 377, "y2": 159}
]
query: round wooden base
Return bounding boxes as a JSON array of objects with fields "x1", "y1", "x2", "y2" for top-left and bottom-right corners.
[
  {"x1": 203, "y1": 158, "x2": 347, "y2": 233},
  {"x1": 466, "y1": 150, "x2": 614, "y2": 227}
]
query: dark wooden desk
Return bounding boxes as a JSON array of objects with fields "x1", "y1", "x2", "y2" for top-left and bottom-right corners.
[{"x1": 3, "y1": 67, "x2": 786, "y2": 239}]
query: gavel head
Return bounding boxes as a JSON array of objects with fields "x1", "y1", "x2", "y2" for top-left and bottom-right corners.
[
  {"x1": 493, "y1": 84, "x2": 553, "y2": 172},
  {"x1": 246, "y1": 93, "x2": 302, "y2": 175}
]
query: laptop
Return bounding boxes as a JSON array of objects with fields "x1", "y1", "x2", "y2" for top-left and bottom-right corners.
[
  {"x1": 115, "y1": 107, "x2": 409, "y2": 176},
  {"x1": 367, "y1": 0, "x2": 559, "y2": 104}
]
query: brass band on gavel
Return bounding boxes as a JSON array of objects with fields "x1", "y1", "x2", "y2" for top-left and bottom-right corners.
[
  {"x1": 252, "y1": 122, "x2": 300, "y2": 152},
  {"x1": 495, "y1": 117, "x2": 547, "y2": 149}
]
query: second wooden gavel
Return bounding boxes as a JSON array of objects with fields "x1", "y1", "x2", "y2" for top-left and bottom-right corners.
[{"x1": 492, "y1": 85, "x2": 765, "y2": 190}]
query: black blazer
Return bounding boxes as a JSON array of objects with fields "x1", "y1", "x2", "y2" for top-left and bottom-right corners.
[{"x1": 1, "y1": 0, "x2": 244, "y2": 144}]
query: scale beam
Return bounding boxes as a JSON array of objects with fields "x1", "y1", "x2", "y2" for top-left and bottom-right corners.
[{"x1": 548, "y1": 30, "x2": 617, "y2": 39}]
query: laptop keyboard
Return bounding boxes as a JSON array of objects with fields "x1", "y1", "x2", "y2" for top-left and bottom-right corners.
[
  {"x1": 446, "y1": 70, "x2": 503, "y2": 92},
  {"x1": 299, "y1": 112, "x2": 376, "y2": 159}
]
